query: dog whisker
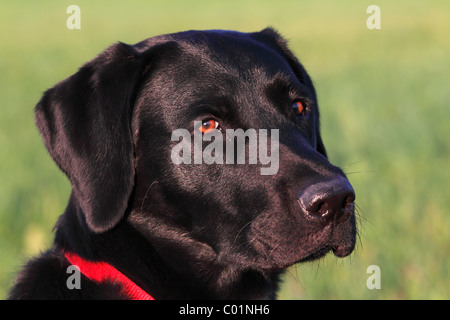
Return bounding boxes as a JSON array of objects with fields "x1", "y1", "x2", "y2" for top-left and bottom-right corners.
[
  {"x1": 140, "y1": 180, "x2": 158, "y2": 213},
  {"x1": 233, "y1": 220, "x2": 254, "y2": 246},
  {"x1": 345, "y1": 170, "x2": 376, "y2": 175}
]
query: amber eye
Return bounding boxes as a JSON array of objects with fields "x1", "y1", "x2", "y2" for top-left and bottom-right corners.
[
  {"x1": 292, "y1": 101, "x2": 306, "y2": 116},
  {"x1": 199, "y1": 119, "x2": 219, "y2": 133}
]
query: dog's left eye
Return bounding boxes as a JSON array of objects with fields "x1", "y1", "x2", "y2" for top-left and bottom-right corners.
[
  {"x1": 292, "y1": 101, "x2": 308, "y2": 117},
  {"x1": 199, "y1": 119, "x2": 219, "y2": 134}
]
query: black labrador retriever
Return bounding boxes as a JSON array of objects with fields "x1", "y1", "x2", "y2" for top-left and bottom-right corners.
[{"x1": 9, "y1": 28, "x2": 356, "y2": 300}]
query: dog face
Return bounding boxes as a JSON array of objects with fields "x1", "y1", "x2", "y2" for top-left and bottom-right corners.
[{"x1": 35, "y1": 29, "x2": 356, "y2": 276}]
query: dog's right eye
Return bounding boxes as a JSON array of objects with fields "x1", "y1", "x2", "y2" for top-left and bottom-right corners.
[
  {"x1": 292, "y1": 101, "x2": 306, "y2": 116},
  {"x1": 198, "y1": 120, "x2": 219, "y2": 134}
]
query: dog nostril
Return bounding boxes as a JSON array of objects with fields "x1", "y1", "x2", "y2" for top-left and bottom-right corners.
[
  {"x1": 299, "y1": 178, "x2": 355, "y2": 222},
  {"x1": 343, "y1": 194, "x2": 355, "y2": 212},
  {"x1": 307, "y1": 193, "x2": 354, "y2": 220},
  {"x1": 316, "y1": 201, "x2": 329, "y2": 217}
]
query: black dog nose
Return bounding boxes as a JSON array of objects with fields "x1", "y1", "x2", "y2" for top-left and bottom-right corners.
[{"x1": 298, "y1": 177, "x2": 355, "y2": 222}]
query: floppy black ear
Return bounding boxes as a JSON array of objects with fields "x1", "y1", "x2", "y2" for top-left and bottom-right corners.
[
  {"x1": 251, "y1": 27, "x2": 328, "y2": 158},
  {"x1": 35, "y1": 42, "x2": 146, "y2": 233}
]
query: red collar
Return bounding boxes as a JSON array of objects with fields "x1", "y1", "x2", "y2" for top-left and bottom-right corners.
[{"x1": 64, "y1": 251, "x2": 154, "y2": 300}]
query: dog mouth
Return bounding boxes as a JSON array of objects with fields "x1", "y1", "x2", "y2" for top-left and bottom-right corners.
[
  {"x1": 332, "y1": 243, "x2": 354, "y2": 257},
  {"x1": 296, "y1": 221, "x2": 356, "y2": 264},
  {"x1": 249, "y1": 215, "x2": 356, "y2": 271},
  {"x1": 296, "y1": 246, "x2": 332, "y2": 263},
  {"x1": 297, "y1": 243, "x2": 354, "y2": 263},
  {"x1": 251, "y1": 242, "x2": 354, "y2": 272}
]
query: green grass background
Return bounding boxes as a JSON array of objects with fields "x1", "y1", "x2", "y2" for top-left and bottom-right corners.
[{"x1": 0, "y1": 0, "x2": 449, "y2": 299}]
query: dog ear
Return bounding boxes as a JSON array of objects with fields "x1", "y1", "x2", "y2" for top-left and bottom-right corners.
[
  {"x1": 251, "y1": 28, "x2": 328, "y2": 158},
  {"x1": 35, "y1": 42, "x2": 149, "y2": 233},
  {"x1": 251, "y1": 28, "x2": 317, "y2": 90}
]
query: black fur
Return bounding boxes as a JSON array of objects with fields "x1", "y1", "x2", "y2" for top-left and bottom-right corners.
[{"x1": 8, "y1": 28, "x2": 356, "y2": 299}]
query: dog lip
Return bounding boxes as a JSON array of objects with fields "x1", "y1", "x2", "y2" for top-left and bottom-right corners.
[
  {"x1": 295, "y1": 245, "x2": 353, "y2": 264},
  {"x1": 332, "y1": 244, "x2": 354, "y2": 258},
  {"x1": 297, "y1": 240, "x2": 354, "y2": 263},
  {"x1": 295, "y1": 246, "x2": 332, "y2": 263}
]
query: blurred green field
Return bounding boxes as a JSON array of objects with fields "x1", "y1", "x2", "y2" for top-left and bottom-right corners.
[{"x1": 0, "y1": 0, "x2": 449, "y2": 299}]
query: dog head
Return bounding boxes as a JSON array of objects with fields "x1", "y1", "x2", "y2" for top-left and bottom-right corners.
[{"x1": 36, "y1": 28, "x2": 356, "y2": 274}]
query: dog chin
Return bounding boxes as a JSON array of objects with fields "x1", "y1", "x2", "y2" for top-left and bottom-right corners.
[
  {"x1": 294, "y1": 238, "x2": 355, "y2": 267},
  {"x1": 295, "y1": 246, "x2": 333, "y2": 264},
  {"x1": 257, "y1": 241, "x2": 355, "y2": 272},
  {"x1": 295, "y1": 243, "x2": 352, "y2": 264}
]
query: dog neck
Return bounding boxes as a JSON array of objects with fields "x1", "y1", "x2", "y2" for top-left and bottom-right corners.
[
  {"x1": 63, "y1": 250, "x2": 154, "y2": 300},
  {"x1": 54, "y1": 193, "x2": 280, "y2": 299}
]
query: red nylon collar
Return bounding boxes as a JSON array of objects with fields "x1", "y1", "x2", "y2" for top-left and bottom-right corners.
[{"x1": 64, "y1": 251, "x2": 154, "y2": 300}]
